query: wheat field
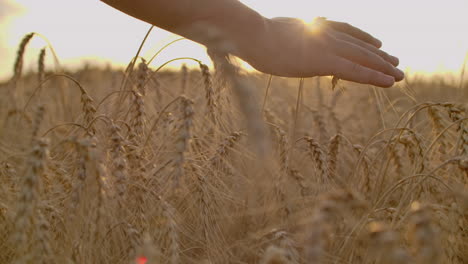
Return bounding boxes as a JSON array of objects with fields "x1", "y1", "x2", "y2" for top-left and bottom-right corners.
[{"x1": 0, "y1": 33, "x2": 467, "y2": 264}]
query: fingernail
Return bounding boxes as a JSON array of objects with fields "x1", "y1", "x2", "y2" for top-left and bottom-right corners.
[{"x1": 391, "y1": 56, "x2": 399, "y2": 66}]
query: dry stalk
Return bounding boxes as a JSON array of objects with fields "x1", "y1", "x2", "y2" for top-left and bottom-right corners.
[
  {"x1": 13, "y1": 138, "x2": 49, "y2": 263},
  {"x1": 84, "y1": 137, "x2": 107, "y2": 245},
  {"x1": 274, "y1": 174, "x2": 291, "y2": 222},
  {"x1": 327, "y1": 92, "x2": 342, "y2": 134},
  {"x1": 209, "y1": 131, "x2": 243, "y2": 167},
  {"x1": 180, "y1": 64, "x2": 188, "y2": 94},
  {"x1": 199, "y1": 63, "x2": 217, "y2": 122},
  {"x1": 304, "y1": 137, "x2": 327, "y2": 183},
  {"x1": 110, "y1": 122, "x2": 127, "y2": 196},
  {"x1": 269, "y1": 230, "x2": 300, "y2": 264},
  {"x1": 3, "y1": 30, "x2": 468, "y2": 264},
  {"x1": 445, "y1": 103, "x2": 468, "y2": 156},
  {"x1": 13, "y1": 33, "x2": 34, "y2": 81},
  {"x1": 38, "y1": 48, "x2": 46, "y2": 84},
  {"x1": 130, "y1": 90, "x2": 146, "y2": 139},
  {"x1": 136, "y1": 233, "x2": 161, "y2": 264},
  {"x1": 427, "y1": 106, "x2": 448, "y2": 156},
  {"x1": 288, "y1": 168, "x2": 308, "y2": 197},
  {"x1": 407, "y1": 202, "x2": 441, "y2": 264},
  {"x1": 327, "y1": 106, "x2": 341, "y2": 135},
  {"x1": 126, "y1": 223, "x2": 142, "y2": 259},
  {"x1": 172, "y1": 96, "x2": 194, "y2": 186},
  {"x1": 327, "y1": 134, "x2": 341, "y2": 181},
  {"x1": 70, "y1": 137, "x2": 93, "y2": 210},
  {"x1": 305, "y1": 189, "x2": 367, "y2": 263},
  {"x1": 79, "y1": 87, "x2": 97, "y2": 135},
  {"x1": 31, "y1": 105, "x2": 45, "y2": 144},
  {"x1": 367, "y1": 221, "x2": 411, "y2": 264},
  {"x1": 260, "y1": 246, "x2": 292, "y2": 264},
  {"x1": 136, "y1": 59, "x2": 149, "y2": 96},
  {"x1": 352, "y1": 144, "x2": 372, "y2": 196},
  {"x1": 264, "y1": 108, "x2": 285, "y2": 128},
  {"x1": 35, "y1": 209, "x2": 53, "y2": 264},
  {"x1": 399, "y1": 130, "x2": 425, "y2": 173},
  {"x1": 275, "y1": 127, "x2": 289, "y2": 173},
  {"x1": 388, "y1": 142, "x2": 404, "y2": 178},
  {"x1": 192, "y1": 171, "x2": 226, "y2": 263},
  {"x1": 309, "y1": 108, "x2": 329, "y2": 143},
  {"x1": 88, "y1": 144, "x2": 107, "y2": 257},
  {"x1": 161, "y1": 112, "x2": 176, "y2": 139},
  {"x1": 157, "y1": 200, "x2": 180, "y2": 264},
  {"x1": 458, "y1": 156, "x2": 468, "y2": 173},
  {"x1": 218, "y1": 56, "x2": 269, "y2": 156},
  {"x1": 447, "y1": 201, "x2": 468, "y2": 263}
]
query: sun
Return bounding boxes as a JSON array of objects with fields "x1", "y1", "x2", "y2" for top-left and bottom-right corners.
[{"x1": 303, "y1": 16, "x2": 328, "y2": 34}]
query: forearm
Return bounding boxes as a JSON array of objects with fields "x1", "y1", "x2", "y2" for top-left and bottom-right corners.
[
  {"x1": 102, "y1": 0, "x2": 403, "y2": 87},
  {"x1": 101, "y1": 0, "x2": 267, "y2": 57}
]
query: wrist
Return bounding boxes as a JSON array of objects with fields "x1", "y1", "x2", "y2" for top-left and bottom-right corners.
[
  {"x1": 227, "y1": 13, "x2": 269, "y2": 61},
  {"x1": 176, "y1": 1, "x2": 268, "y2": 60}
]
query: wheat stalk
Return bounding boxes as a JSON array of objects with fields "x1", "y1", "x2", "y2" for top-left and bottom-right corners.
[
  {"x1": 37, "y1": 48, "x2": 46, "y2": 84},
  {"x1": 327, "y1": 134, "x2": 341, "y2": 182},
  {"x1": 79, "y1": 87, "x2": 97, "y2": 135},
  {"x1": 304, "y1": 137, "x2": 328, "y2": 184},
  {"x1": 110, "y1": 122, "x2": 127, "y2": 196},
  {"x1": 445, "y1": 103, "x2": 468, "y2": 156},
  {"x1": 13, "y1": 138, "x2": 49, "y2": 263},
  {"x1": 408, "y1": 202, "x2": 441, "y2": 264},
  {"x1": 13, "y1": 33, "x2": 34, "y2": 81},
  {"x1": 367, "y1": 221, "x2": 412, "y2": 264},
  {"x1": 199, "y1": 63, "x2": 217, "y2": 123},
  {"x1": 172, "y1": 96, "x2": 194, "y2": 187},
  {"x1": 180, "y1": 64, "x2": 188, "y2": 94}
]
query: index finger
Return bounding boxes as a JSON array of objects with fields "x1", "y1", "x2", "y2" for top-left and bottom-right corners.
[
  {"x1": 324, "y1": 21, "x2": 382, "y2": 48},
  {"x1": 329, "y1": 55, "x2": 395, "y2": 88}
]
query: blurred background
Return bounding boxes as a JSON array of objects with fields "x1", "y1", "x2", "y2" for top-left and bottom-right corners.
[{"x1": 1, "y1": 0, "x2": 467, "y2": 82}]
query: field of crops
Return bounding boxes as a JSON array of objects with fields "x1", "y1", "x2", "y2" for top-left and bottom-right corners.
[{"x1": 0, "y1": 33, "x2": 467, "y2": 264}]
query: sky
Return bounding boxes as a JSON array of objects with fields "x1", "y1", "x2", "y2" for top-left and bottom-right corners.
[{"x1": 1, "y1": 0, "x2": 467, "y2": 81}]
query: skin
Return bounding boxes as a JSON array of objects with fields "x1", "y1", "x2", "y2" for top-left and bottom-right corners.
[{"x1": 101, "y1": 0, "x2": 404, "y2": 88}]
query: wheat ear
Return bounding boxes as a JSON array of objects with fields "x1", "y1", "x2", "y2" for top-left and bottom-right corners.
[{"x1": 13, "y1": 33, "x2": 34, "y2": 80}]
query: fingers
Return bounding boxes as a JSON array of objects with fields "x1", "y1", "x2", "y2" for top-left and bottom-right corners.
[
  {"x1": 330, "y1": 38, "x2": 404, "y2": 81},
  {"x1": 330, "y1": 30, "x2": 399, "y2": 66},
  {"x1": 324, "y1": 20, "x2": 382, "y2": 48},
  {"x1": 329, "y1": 55, "x2": 395, "y2": 88}
]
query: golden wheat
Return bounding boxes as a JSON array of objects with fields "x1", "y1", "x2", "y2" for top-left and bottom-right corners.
[{"x1": 0, "y1": 32, "x2": 467, "y2": 264}]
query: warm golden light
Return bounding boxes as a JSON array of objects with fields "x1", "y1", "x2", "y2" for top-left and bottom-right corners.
[
  {"x1": 1, "y1": 0, "x2": 467, "y2": 81},
  {"x1": 305, "y1": 16, "x2": 327, "y2": 34}
]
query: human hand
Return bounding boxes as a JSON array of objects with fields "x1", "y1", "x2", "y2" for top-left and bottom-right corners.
[{"x1": 238, "y1": 17, "x2": 404, "y2": 88}]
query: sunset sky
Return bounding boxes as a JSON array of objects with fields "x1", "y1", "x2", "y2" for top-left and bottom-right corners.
[{"x1": 1, "y1": 0, "x2": 467, "y2": 81}]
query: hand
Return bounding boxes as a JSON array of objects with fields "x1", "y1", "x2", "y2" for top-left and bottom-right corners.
[{"x1": 238, "y1": 17, "x2": 404, "y2": 88}]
